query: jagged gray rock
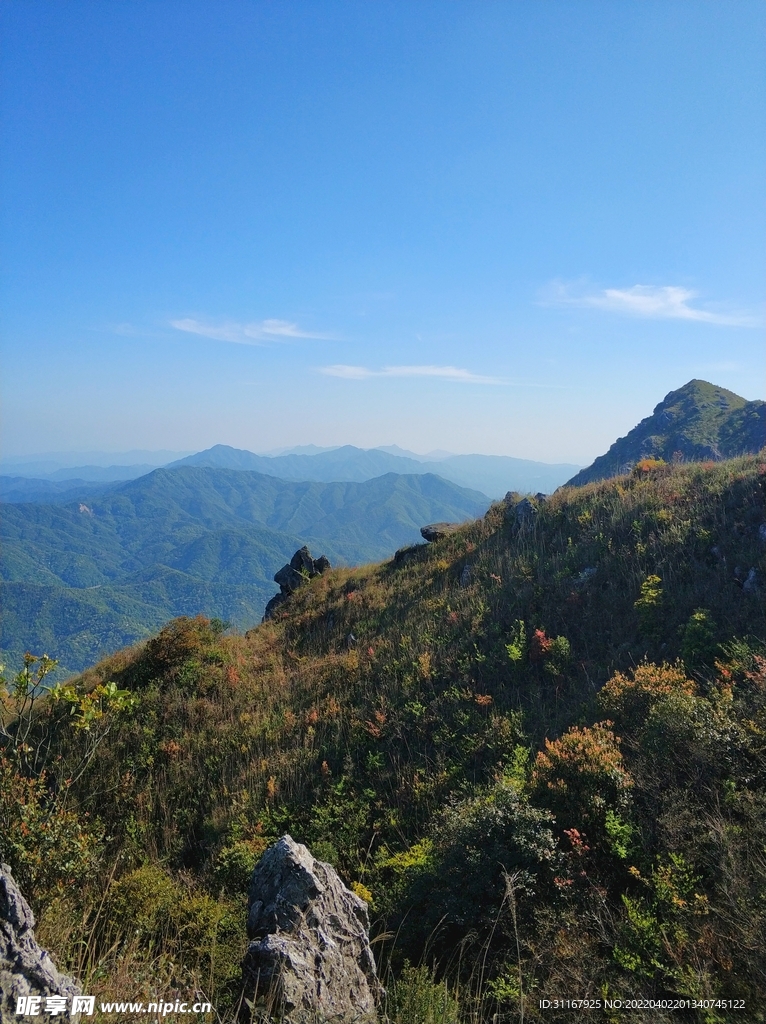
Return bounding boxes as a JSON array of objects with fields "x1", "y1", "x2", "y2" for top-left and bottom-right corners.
[
  {"x1": 241, "y1": 836, "x2": 381, "y2": 1023},
  {"x1": 507, "y1": 496, "x2": 538, "y2": 527},
  {"x1": 274, "y1": 564, "x2": 305, "y2": 595},
  {"x1": 1, "y1": 864, "x2": 80, "y2": 1023},
  {"x1": 263, "y1": 547, "x2": 331, "y2": 622}
]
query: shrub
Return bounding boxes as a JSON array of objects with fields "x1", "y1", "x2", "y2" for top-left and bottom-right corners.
[
  {"x1": 105, "y1": 865, "x2": 179, "y2": 942},
  {"x1": 634, "y1": 575, "x2": 663, "y2": 638},
  {"x1": 598, "y1": 662, "x2": 695, "y2": 733},
  {"x1": 213, "y1": 836, "x2": 270, "y2": 894},
  {"x1": 142, "y1": 616, "x2": 223, "y2": 683},
  {"x1": 385, "y1": 964, "x2": 461, "y2": 1024},
  {"x1": 528, "y1": 629, "x2": 571, "y2": 676},
  {"x1": 680, "y1": 609, "x2": 718, "y2": 670},
  {"x1": 105, "y1": 865, "x2": 243, "y2": 989},
  {"x1": 632, "y1": 459, "x2": 667, "y2": 477},
  {"x1": 531, "y1": 722, "x2": 633, "y2": 831},
  {"x1": 387, "y1": 782, "x2": 557, "y2": 960},
  {"x1": 505, "y1": 619, "x2": 527, "y2": 663},
  {"x1": 0, "y1": 758, "x2": 103, "y2": 906}
]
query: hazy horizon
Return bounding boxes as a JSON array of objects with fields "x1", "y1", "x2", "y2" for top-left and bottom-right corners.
[{"x1": 0, "y1": 442, "x2": 582, "y2": 472}]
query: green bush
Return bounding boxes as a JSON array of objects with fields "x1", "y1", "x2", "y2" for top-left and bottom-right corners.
[
  {"x1": 0, "y1": 758, "x2": 103, "y2": 906},
  {"x1": 635, "y1": 574, "x2": 663, "y2": 638},
  {"x1": 385, "y1": 964, "x2": 461, "y2": 1024},
  {"x1": 680, "y1": 609, "x2": 718, "y2": 669}
]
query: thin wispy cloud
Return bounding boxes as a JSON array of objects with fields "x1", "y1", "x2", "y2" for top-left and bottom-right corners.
[
  {"x1": 170, "y1": 317, "x2": 336, "y2": 344},
  {"x1": 543, "y1": 281, "x2": 758, "y2": 327},
  {"x1": 320, "y1": 364, "x2": 505, "y2": 384}
]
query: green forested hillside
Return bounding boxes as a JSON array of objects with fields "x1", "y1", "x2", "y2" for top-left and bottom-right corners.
[
  {"x1": 568, "y1": 380, "x2": 765, "y2": 486},
  {"x1": 2, "y1": 456, "x2": 765, "y2": 1022},
  {"x1": 1, "y1": 468, "x2": 488, "y2": 674}
]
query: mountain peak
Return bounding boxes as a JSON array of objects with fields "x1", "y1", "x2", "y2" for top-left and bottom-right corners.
[{"x1": 567, "y1": 380, "x2": 765, "y2": 486}]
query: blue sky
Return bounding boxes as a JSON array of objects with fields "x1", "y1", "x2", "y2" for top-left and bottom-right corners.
[{"x1": 1, "y1": 1, "x2": 764, "y2": 464}]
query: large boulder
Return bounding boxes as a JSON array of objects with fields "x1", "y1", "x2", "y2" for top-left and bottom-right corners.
[
  {"x1": 241, "y1": 836, "x2": 381, "y2": 1022},
  {"x1": 0, "y1": 864, "x2": 80, "y2": 1023},
  {"x1": 273, "y1": 564, "x2": 305, "y2": 595},
  {"x1": 420, "y1": 522, "x2": 461, "y2": 543}
]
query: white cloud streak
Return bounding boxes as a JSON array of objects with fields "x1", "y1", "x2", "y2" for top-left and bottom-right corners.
[
  {"x1": 544, "y1": 282, "x2": 758, "y2": 327},
  {"x1": 320, "y1": 364, "x2": 505, "y2": 384},
  {"x1": 170, "y1": 317, "x2": 336, "y2": 344}
]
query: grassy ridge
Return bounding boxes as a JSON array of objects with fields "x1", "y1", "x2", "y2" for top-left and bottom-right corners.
[{"x1": 2, "y1": 456, "x2": 765, "y2": 1021}]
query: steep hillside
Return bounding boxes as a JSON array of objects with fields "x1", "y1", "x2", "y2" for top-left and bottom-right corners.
[
  {"x1": 1, "y1": 468, "x2": 487, "y2": 675},
  {"x1": 3, "y1": 456, "x2": 764, "y2": 1021},
  {"x1": 568, "y1": 380, "x2": 765, "y2": 486}
]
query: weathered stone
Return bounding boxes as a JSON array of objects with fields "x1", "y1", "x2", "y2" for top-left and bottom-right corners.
[
  {"x1": 313, "y1": 555, "x2": 331, "y2": 574},
  {"x1": 513, "y1": 498, "x2": 537, "y2": 525},
  {"x1": 1, "y1": 864, "x2": 80, "y2": 1024},
  {"x1": 290, "y1": 547, "x2": 315, "y2": 574},
  {"x1": 459, "y1": 564, "x2": 472, "y2": 587},
  {"x1": 274, "y1": 564, "x2": 305, "y2": 595},
  {"x1": 263, "y1": 592, "x2": 289, "y2": 621},
  {"x1": 420, "y1": 522, "x2": 460, "y2": 542},
  {"x1": 241, "y1": 836, "x2": 381, "y2": 1023},
  {"x1": 264, "y1": 548, "x2": 332, "y2": 622},
  {"x1": 393, "y1": 544, "x2": 422, "y2": 565}
]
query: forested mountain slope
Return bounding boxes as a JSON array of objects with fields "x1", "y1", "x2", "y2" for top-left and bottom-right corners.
[{"x1": 0, "y1": 468, "x2": 487, "y2": 675}]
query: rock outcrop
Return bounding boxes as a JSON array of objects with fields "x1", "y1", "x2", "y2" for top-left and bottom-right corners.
[
  {"x1": 241, "y1": 836, "x2": 381, "y2": 1023},
  {"x1": 1, "y1": 864, "x2": 80, "y2": 1023},
  {"x1": 263, "y1": 547, "x2": 331, "y2": 621},
  {"x1": 420, "y1": 522, "x2": 461, "y2": 542},
  {"x1": 503, "y1": 494, "x2": 543, "y2": 528}
]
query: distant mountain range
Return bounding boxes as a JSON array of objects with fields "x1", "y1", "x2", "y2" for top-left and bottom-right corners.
[
  {"x1": 168, "y1": 445, "x2": 579, "y2": 497},
  {"x1": 1, "y1": 468, "x2": 488, "y2": 676},
  {"x1": 1, "y1": 444, "x2": 578, "y2": 499},
  {"x1": 0, "y1": 449, "x2": 192, "y2": 479},
  {"x1": 567, "y1": 380, "x2": 765, "y2": 487}
]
